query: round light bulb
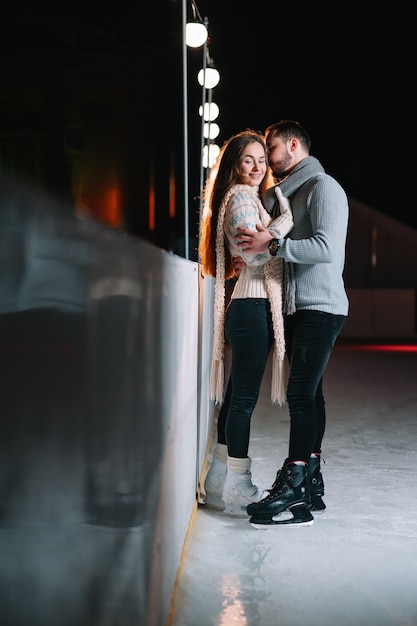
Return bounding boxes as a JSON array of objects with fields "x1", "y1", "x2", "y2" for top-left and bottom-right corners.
[
  {"x1": 199, "y1": 102, "x2": 219, "y2": 121},
  {"x1": 197, "y1": 67, "x2": 220, "y2": 89},
  {"x1": 203, "y1": 144, "x2": 220, "y2": 168},
  {"x1": 203, "y1": 123, "x2": 220, "y2": 140},
  {"x1": 186, "y1": 22, "x2": 208, "y2": 48}
]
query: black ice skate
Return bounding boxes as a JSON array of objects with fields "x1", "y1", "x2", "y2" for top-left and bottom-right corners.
[
  {"x1": 308, "y1": 454, "x2": 326, "y2": 512},
  {"x1": 247, "y1": 463, "x2": 313, "y2": 528}
]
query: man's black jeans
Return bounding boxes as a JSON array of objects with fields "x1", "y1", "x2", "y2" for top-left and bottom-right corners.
[{"x1": 284, "y1": 309, "x2": 346, "y2": 462}]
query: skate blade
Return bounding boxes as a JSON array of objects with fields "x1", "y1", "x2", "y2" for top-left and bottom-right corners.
[{"x1": 249, "y1": 507, "x2": 314, "y2": 528}]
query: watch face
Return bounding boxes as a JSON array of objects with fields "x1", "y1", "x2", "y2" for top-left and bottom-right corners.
[{"x1": 269, "y1": 239, "x2": 279, "y2": 255}]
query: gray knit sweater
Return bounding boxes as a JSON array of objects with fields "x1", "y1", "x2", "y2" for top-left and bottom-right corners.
[{"x1": 263, "y1": 156, "x2": 349, "y2": 316}]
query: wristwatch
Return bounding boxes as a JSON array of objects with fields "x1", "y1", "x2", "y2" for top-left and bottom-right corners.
[{"x1": 268, "y1": 238, "x2": 280, "y2": 256}]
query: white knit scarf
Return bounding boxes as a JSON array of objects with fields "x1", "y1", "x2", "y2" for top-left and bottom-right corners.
[{"x1": 210, "y1": 185, "x2": 287, "y2": 407}]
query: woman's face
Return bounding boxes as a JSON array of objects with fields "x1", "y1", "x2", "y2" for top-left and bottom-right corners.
[{"x1": 237, "y1": 141, "x2": 267, "y2": 186}]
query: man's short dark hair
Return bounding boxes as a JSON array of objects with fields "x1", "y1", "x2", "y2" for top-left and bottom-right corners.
[{"x1": 265, "y1": 120, "x2": 311, "y2": 152}]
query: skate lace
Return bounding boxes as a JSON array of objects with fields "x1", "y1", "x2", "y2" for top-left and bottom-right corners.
[{"x1": 264, "y1": 468, "x2": 288, "y2": 499}]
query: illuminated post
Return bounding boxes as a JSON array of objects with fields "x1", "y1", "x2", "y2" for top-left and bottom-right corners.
[
  {"x1": 184, "y1": 2, "x2": 208, "y2": 259},
  {"x1": 198, "y1": 17, "x2": 208, "y2": 215},
  {"x1": 182, "y1": 0, "x2": 190, "y2": 259},
  {"x1": 185, "y1": 2, "x2": 220, "y2": 256}
]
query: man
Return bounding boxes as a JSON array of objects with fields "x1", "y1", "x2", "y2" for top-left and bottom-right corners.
[{"x1": 234, "y1": 120, "x2": 349, "y2": 527}]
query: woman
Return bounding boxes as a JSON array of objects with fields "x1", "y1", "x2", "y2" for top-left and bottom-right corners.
[{"x1": 199, "y1": 130, "x2": 293, "y2": 516}]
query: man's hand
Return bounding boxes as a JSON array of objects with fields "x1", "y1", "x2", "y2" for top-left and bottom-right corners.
[
  {"x1": 231, "y1": 255, "x2": 245, "y2": 277},
  {"x1": 234, "y1": 223, "x2": 271, "y2": 255}
]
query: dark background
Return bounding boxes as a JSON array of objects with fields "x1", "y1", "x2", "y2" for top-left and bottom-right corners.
[
  {"x1": 0, "y1": 0, "x2": 415, "y2": 262},
  {"x1": 195, "y1": 0, "x2": 416, "y2": 231}
]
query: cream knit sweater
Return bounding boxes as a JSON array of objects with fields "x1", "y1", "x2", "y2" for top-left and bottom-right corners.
[{"x1": 210, "y1": 184, "x2": 293, "y2": 406}]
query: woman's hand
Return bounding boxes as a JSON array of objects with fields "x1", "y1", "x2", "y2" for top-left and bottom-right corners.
[{"x1": 231, "y1": 256, "x2": 245, "y2": 277}]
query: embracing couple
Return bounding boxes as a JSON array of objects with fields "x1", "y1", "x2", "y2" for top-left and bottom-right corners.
[{"x1": 199, "y1": 119, "x2": 349, "y2": 528}]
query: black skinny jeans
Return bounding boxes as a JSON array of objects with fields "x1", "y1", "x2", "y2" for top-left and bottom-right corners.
[
  {"x1": 217, "y1": 298, "x2": 274, "y2": 458},
  {"x1": 284, "y1": 309, "x2": 346, "y2": 463}
]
